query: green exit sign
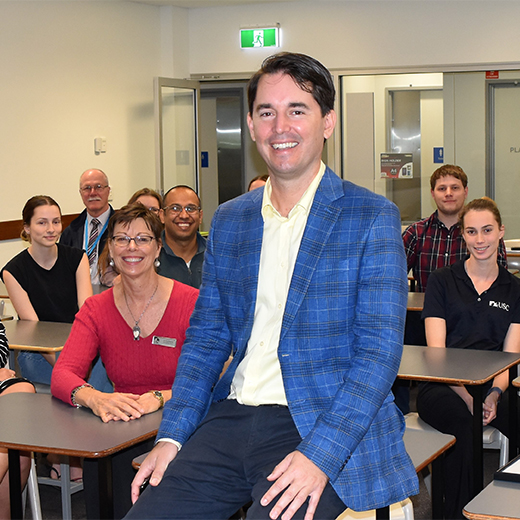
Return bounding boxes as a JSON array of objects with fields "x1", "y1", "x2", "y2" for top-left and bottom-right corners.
[{"x1": 240, "y1": 27, "x2": 279, "y2": 49}]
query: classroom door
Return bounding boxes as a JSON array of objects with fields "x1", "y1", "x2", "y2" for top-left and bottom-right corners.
[
  {"x1": 154, "y1": 78, "x2": 201, "y2": 194},
  {"x1": 489, "y1": 81, "x2": 520, "y2": 239}
]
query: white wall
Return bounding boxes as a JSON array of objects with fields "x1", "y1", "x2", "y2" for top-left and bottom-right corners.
[
  {"x1": 3, "y1": 0, "x2": 520, "y2": 270},
  {"x1": 0, "y1": 1, "x2": 188, "y2": 268},
  {"x1": 187, "y1": 1, "x2": 520, "y2": 75}
]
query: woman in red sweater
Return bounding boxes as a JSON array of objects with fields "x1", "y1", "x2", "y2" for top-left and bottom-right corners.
[{"x1": 52, "y1": 203, "x2": 199, "y2": 518}]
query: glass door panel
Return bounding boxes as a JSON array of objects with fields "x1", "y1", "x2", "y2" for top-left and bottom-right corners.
[{"x1": 154, "y1": 78, "x2": 200, "y2": 194}]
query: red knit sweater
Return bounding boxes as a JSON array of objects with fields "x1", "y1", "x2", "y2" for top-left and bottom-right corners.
[{"x1": 51, "y1": 282, "x2": 198, "y2": 404}]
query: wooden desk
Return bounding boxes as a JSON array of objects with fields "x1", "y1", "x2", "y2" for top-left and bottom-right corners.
[
  {"x1": 0, "y1": 393, "x2": 162, "y2": 519},
  {"x1": 3, "y1": 320, "x2": 71, "y2": 352},
  {"x1": 398, "y1": 345, "x2": 520, "y2": 496},
  {"x1": 463, "y1": 479, "x2": 520, "y2": 520},
  {"x1": 407, "y1": 292, "x2": 425, "y2": 311},
  {"x1": 0, "y1": 280, "x2": 8, "y2": 299}
]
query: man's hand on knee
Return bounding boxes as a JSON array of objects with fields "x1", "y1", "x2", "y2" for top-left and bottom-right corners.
[
  {"x1": 261, "y1": 451, "x2": 329, "y2": 520},
  {"x1": 130, "y1": 442, "x2": 179, "y2": 504}
]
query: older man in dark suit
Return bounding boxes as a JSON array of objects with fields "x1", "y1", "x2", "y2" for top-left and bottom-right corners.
[{"x1": 60, "y1": 168, "x2": 114, "y2": 284}]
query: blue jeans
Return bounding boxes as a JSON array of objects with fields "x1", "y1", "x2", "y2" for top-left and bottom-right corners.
[{"x1": 18, "y1": 352, "x2": 113, "y2": 392}]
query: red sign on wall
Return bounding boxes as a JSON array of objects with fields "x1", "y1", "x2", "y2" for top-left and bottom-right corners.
[{"x1": 486, "y1": 71, "x2": 500, "y2": 79}]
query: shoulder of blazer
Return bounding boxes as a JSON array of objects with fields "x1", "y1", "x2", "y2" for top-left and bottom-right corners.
[{"x1": 67, "y1": 209, "x2": 88, "y2": 231}]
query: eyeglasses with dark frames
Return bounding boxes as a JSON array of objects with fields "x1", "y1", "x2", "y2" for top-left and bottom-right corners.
[
  {"x1": 111, "y1": 235, "x2": 156, "y2": 247},
  {"x1": 163, "y1": 204, "x2": 201, "y2": 215}
]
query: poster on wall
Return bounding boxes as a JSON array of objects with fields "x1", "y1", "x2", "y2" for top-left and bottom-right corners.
[{"x1": 380, "y1": 153, "x2": 413, "y2": 179}]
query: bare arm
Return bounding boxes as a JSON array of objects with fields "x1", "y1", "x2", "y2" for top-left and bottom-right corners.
[
  {"x1": 4, "y1": 269, "x2": 60, "y2": 365},
  {"x1": 76, "y1": 253, "x2": 93, "y2": 308},
  {"x1": 483, "y1": 322, "x2": 520, "y2": 424},
  {"x1": 2, "y1": 270, "x2": 39, "y2": 321},
  {"x1": 425, "y1": 316, "x2": 474, "y2": 412}
]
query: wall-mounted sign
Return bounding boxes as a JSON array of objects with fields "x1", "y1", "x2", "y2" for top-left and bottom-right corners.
[
  {"x1": 240, "y1": 25, "x2": 280, "y2": 49},
  {"x1": 433, "y1": 147, "x2": 444, "y2": 164},
  {"x1": 201, "y1": 151, "x2": 209, "y2": 168},
  {"x1": 380, "y1": 153, "x2": 413, "y2": 179}
]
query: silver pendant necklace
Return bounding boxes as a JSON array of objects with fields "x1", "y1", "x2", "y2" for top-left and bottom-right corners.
[{"x1": 123, "y1": 283, "x2": 159, "y2": 340}]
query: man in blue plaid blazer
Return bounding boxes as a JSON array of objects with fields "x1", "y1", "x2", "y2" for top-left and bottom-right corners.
[{"x1": 128, "y1": 53, "x2": 418, "y2": 520}]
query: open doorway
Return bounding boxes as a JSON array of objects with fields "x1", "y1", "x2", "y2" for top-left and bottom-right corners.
[{"x1": 199, "y1": 82, "x2": 265, "y2": 228}]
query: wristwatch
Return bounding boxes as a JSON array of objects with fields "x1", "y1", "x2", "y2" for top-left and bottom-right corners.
[{"x1": 149, "y1": 390, "x2": 164, "y2": 409}]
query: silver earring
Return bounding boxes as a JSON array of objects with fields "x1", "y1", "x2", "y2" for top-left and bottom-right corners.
[
  {"x1": 109, "y1": 259, "x2": 114, "y2": 267},
  {"x1": 154, "y1": 258, "x2": 161, "y2": 268}
]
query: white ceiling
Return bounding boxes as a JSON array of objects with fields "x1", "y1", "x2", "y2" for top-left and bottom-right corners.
[{"x1": 129, "y1": 0, "x2": 301, "y2": 8}]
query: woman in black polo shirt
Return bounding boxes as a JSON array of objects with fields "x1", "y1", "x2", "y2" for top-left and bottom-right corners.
[{"x1": 417, "y1": 197, "x2": 520, "y2": 520}]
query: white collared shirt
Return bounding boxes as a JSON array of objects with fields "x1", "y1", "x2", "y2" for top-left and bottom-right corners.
[{"x1": 229, "y1": 162, "x2": 326, "y2": 406}]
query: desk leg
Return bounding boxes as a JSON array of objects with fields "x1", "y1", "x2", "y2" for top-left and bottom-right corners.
[
  {"x1": 509, "y1": 367, "x2": 519, "y2": 461},
  {"x1": 468, "y1": 385, "x2": 483, "y2": 497},
  {"x1": 60, "y1": 456, "x2": 73, "y2": 520},
  {"x1": 97, "y1": 457, "x2": 114, "y2": 519},
  {"x1": 375, "y1": 506, "x2": 390, "y2": 519},
  {"x1": 8, "y1": 449, "x2": 23, "y2": 520}
]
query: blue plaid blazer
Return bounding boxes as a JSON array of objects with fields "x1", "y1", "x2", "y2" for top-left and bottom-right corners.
[{"x1": 159, "y1": 168, "x2": 418, "y2": 510}]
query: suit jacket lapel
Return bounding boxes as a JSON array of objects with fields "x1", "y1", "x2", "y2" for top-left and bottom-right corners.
[
  {"x1": 238, "y1": 195, "x2": 264, "y2": 324},
  {"x1": 281, "y1": 169, "x2": 343, "y2": 339}
]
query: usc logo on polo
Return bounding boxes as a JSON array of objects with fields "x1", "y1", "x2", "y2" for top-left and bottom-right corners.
[{"x1": 489, "y1": 300, "x2": 510, "y2": 311}]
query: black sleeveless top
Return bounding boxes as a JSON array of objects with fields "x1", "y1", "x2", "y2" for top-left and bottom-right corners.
[{"x1": 1, "y1": 244, "x2": 84, "y2": 323}]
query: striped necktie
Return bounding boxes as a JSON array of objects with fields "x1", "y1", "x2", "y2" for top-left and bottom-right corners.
[{"x1": 88, "y1": 218, "x2": 100, "y2": 266}]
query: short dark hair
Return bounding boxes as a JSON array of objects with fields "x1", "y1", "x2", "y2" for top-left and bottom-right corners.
[
  {"x1": 430, "y1": 164, "x2": 468, "y2": 190},
  {"x1": 459, "y1": 197, "x2": 503, "y2": 229},
  {"x1": 163, "y1": 185, "x2": 201, "y2": 206},
  {"x1": 21, "y1": 195, "x2": 61, "y2": 242},
  {"x1": 107, "y1": 203, "x2": 163, "y2": 243},
  {"x1": 128, "y1": 188, "x2": 163, "y2": 209},
  {"x1": 247, "y1": 52, "x2": 335, "y2": 117},
  {"x1": 247, "y1": 174, "x2": 269, "y2": 191}
]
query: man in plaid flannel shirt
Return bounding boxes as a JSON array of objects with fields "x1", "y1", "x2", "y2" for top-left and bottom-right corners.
[{"x1": 402, "y1": 164, "x2": 507, "y2": 293}]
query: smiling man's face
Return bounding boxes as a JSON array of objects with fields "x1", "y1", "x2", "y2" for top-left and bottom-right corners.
[
  {"x1": 161, "y1": 187, "x2": 203, "y2": 245},
  {"x1": 247, "y1": 72, "x2": 335, "y2": 184}
]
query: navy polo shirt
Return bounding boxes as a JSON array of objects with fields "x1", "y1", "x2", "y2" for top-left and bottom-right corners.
[{"x1": 422, "y1": 260, "x2": 520, "y2": 351}]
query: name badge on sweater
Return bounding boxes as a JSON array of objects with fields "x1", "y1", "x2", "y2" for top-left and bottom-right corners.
[{"x1": 152, "y1": 336, "x2": 177, "y2": 348}]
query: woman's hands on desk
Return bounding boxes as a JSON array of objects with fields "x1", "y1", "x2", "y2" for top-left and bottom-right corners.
[
  {"x1": 74, "y1": 387, "x2": 170, "y2": 422},
  {"x1": 75, "y1": 387, "x2": 144, "y2": 422}
]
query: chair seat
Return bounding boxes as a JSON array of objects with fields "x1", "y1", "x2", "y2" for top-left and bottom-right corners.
[
  {"x1": 405, "y1": 413, "x2": 509, "y2": 468},
  {"x1": 336, "y1": 498, "x2": 414, "y2": 520}
]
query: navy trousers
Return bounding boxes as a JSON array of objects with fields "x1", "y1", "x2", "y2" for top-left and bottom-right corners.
[{"x1": 125, "y1": 400, "x2": 346, "y2": 520}]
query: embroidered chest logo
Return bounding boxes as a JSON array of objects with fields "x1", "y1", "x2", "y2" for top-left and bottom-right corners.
[{"x1": 489, "y1": 300, "x2": 510, "y2": 311}]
